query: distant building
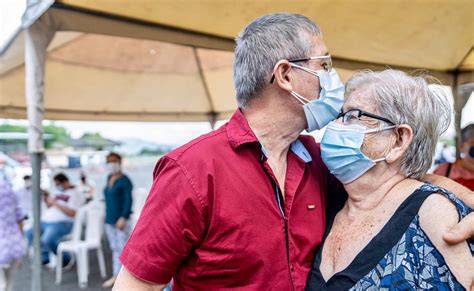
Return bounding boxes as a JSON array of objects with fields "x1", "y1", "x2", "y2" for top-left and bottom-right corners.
[
  {"x1": 0, "y1": 132, "x2": 53, "y2": 155},
  {"x1": 68, "y1": 136, "x2": 121, "y2": 152}
]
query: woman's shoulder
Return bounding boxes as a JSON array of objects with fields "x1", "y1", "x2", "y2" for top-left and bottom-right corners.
[
  {"x1": 417, "y1": 185, "x2": 473, "y2": 288},
  {"x1": 416, "y1": 183, "x2": 472, "y2": 234}
]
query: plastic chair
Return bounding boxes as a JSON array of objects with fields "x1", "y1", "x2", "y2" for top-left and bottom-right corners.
[{"x1": 55, "y1": 203, "x2": 106, "y2": 289}]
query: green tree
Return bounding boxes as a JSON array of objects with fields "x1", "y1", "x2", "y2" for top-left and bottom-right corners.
[{"x1": 0, "y1": 123, "x2": 70, "y2": 149}]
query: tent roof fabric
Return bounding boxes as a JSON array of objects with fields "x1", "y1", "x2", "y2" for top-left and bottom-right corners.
[
  {"x1": 1, "y1": 1, "x2": 472, "y2": 122},
  {"x1": 57, "y1": 0, "x2": 473, "y2": 71}
]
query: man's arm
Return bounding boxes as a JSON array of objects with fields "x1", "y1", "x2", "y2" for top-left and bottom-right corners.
[
  {"x1": 116, "y1": 156, "x2": 206, "y2": 287},
  {"x1": 113, "y1": 267, "x2": 166, "y2": 291},
  {"x1": 424, "y1": 174, "x2": 474, "y2": 244},
  {"x1": 52, "y1": 200, "x2": 76, "y2": 217},
  {"x1": 424, "y1": 174, "x2": 474, "y2": 207}
]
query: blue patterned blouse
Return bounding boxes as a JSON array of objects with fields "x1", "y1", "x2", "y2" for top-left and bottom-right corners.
[{"x1": 306, "y1": 183, "x2": 473, "y2": 290}]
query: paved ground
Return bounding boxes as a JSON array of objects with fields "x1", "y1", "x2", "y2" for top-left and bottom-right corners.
[{"x1": 13, "y1": 237, "x2": 114, "y2": 291}]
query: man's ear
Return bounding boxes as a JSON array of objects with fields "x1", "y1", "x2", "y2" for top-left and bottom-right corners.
[
  {"x1": 386, "y1": 124, "x2": 413, "y2": 163},
  {"x1": 273, "y1": 60, "x2": 293, "y2": 93}
]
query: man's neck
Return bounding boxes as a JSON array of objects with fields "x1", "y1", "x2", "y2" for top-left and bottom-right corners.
[{"x1": 242, "y1": 103, "x2": 304, "y2": 158}]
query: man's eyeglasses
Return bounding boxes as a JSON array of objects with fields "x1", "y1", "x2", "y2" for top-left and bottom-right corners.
[
  {"x1": 337, "y1": 109, "x2": 396, "y2": 126},
  {"x1": 270, "y1": 55, "x2": 332, "y2": 83}
]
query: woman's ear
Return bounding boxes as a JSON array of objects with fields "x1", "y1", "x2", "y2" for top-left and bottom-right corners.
[
  {"x1": 273, "y1": 60, "x2": 293, "y2": 93},
  {"x1": 386, "y1": 124, "x2": 413, "y2": 163}
]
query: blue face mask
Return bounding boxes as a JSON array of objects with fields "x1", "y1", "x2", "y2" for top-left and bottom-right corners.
[
  {"x1": 320, "y1": 121, "x2": 396, "y2": 184},
  {"x1": 289, "y1": 67, "x2": 345, "y2": 132}
]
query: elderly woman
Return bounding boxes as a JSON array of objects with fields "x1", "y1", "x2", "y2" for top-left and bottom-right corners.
[{"x1": 306, "y1": 70, "x2": 473, "y2": 290}]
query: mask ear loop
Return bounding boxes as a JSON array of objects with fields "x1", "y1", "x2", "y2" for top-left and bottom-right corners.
[
  {"x1": 288, "y1": 63, "x2": 319, "y2": 105},
  {"x1": 290, "y1": 91, "x2": 310, "y2": 105},
  {"x1": 368, "y1": 125, "x2": 399, "y2": 162}
]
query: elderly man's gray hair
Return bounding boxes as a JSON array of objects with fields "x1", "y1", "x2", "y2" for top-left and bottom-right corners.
[
  {"x1": 345, "y1": 70, "x2": 451, "y2": 179},
  {"x1": 234, "y1": 13, "x2": 320, "y2": 108}
]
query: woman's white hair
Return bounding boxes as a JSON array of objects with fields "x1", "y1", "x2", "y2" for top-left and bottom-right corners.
[{"x1": 345, "y1": 69, "x2": 451, "y2": 179}]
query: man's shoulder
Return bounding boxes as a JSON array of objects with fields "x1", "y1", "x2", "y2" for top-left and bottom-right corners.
[{"x1": 165, "y1": 125, "x2": 229, "y2": 162}]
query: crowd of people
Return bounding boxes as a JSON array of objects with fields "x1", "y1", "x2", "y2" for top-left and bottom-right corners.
[{"x1": 0, "y1": 152, "x2": 134, "y2": 290}]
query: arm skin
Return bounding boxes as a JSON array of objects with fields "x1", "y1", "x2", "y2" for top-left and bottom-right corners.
[
  {"x1": 423, "y1": 174, "x2": 474, "y2": 244},
  {"x1": 113, "y1": 267, "x2": 166, "y2": 291},
  {"x1": 51, "y1": 200, "x2": 77, "y2": 217},
  {"x1": 419, "y1": 194, "x2": 474, "y2": 289}
]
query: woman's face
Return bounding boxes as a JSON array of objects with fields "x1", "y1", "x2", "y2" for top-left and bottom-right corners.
[{"x1": 341, "y1": 89, "x2": 395, "y2": 160}]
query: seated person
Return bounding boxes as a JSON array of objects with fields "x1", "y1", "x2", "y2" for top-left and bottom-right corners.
[
  {"x1": 26, "y1": 173, "x2": 83, "y2": 267},
  {"x1": 435, "y1": 124, "x2": 474, "y2": 191},
  {"x1": 306, "y1": 70, "x2": 473, "y2": 290}
]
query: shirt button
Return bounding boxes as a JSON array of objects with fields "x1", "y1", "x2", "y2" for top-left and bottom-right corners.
[{"x1": 290, "y1": 264, "x2": 295, "y2": 272}]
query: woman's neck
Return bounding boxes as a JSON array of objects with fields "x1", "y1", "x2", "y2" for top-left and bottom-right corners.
[{"x1": 344, "y1": 173, "x2": 406, "y2": 216}]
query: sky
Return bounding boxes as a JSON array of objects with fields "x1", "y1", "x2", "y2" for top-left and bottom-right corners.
[
  {"x1": 0, "y1": 1, "x2": 472, "y2": 146},
  {"x1": 0, "y1": 0, "x2": 25, "y2": 51}
]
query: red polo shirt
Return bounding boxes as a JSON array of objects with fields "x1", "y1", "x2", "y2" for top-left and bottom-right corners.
[{"x1": 120, "y1": 109, "x2": 338, "y2": 290}]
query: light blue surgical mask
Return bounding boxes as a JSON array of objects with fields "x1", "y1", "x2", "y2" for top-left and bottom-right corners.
[
  {"x1": 320, "y1": 121, "x2": 396, "y2": 184},
  {"x1": 289, "y1": 67, "x2": 345, "y2": 132}
]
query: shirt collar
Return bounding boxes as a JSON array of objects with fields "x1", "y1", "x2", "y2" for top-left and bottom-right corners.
[
  {"x1": 227, "y1": 109, "x2": 312, "y2": 163},
  {"x1": 227, "y1": 109, "x2": 259, "y2": 149},
  {"x1": 261, "y1": 140, "x2": 312, "y2": 163}
]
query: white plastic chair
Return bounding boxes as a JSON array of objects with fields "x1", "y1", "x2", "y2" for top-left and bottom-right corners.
[{"x1": 56, "y1": 203, "x2": 106, "y2": 289}]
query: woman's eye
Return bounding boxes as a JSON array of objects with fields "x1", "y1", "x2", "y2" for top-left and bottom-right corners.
[{"x1": 344, "y1": 115, "x2": 359, "y2": 124}]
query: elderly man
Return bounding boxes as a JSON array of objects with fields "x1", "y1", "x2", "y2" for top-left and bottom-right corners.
[{"x1": 115, "y1": 13, "x2": 473, "y2": 290}]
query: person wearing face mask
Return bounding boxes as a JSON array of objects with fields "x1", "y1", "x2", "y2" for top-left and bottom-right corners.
[
  {"x1": 102, "y1": 152, "x2": 133, "y2": 289},
  {"x1": 15, "y1": 175, "x2": 33, "y2": 223},
  {"x1": 26, "y1": 173, "x2": 83, "y2": 268},
  {"x1": 434, "y1": 124, "x2": 474, "y2": 191},
  {"x1": 114, "y1": 14, "x2": 474, "y2": 291},
  {"x1": 306, "y1": 70, "x2": 473, "y2": 290}
]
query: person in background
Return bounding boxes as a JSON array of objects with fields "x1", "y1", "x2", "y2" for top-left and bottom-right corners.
[
  {"x1": 0, "y1": 158, "x2": 25, "y2": 291},
  {"x1": 15, "y1": 175, "x2": 33, "y2": 224},
  {"x1": 26, "y1": 173, "x2": 83, "y2": 268},
  {"x1": 435, "y1": 124, "x2": 474, "y2": 191},
  {"x1": 102, "y1": 152, "x2": 133, "y2": 289},
  {"x1": 78, "y1": 172, "x2": 96, "y2": 204}
]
